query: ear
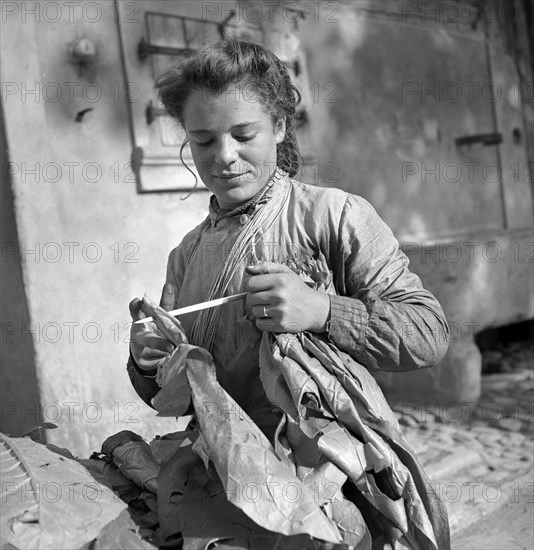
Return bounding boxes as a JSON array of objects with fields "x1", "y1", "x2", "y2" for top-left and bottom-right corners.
[{"x1": 274, "y1": 117, "x2": 286, "y2": 144}]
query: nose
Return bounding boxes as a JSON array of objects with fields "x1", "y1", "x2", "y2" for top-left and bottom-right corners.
[{"x1": 214, "y1": 135, "x2": 239, "y2": 166}]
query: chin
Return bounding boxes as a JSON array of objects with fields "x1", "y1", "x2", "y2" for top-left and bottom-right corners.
[
  {"x1": 216, "y1": 186, "x2": 256, "y2": 208},
  {"x1": 225, "y1": 188, "x2": 253, "y2": 203}
]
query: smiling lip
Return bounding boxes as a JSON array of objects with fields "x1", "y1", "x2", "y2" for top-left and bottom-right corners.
[{"x1": 213, "y1": 172, "x2": 248, "y2": 179}]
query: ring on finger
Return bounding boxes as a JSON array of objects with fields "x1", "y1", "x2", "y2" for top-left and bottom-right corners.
[{"x1": 262, "y1": 305, "x2": 270, "y2": 318}]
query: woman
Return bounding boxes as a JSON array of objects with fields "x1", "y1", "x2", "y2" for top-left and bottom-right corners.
[{"x1": 127, "y1": 40, "x2": 450, "y2": 550}]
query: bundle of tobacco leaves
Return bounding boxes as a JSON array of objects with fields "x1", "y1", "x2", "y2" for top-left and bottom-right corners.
[{"x1": 130, "y1": 298, "x2": 450, "y2": 549}]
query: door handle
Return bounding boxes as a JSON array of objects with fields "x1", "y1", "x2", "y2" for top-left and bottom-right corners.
[
  {"x1": 455, "y1": 133, "x2": 503, "y2": 147},
  {"x1": 145, "y1": 101, "x2": 167, "y2": 125}
]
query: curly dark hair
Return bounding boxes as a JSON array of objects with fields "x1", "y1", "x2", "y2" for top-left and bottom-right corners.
[{"x1": 155, "y1": 39, "x2": 302, "y2": 178}]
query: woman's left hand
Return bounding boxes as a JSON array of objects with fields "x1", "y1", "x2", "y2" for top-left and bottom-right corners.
[{"x1": 245, "y1": 261, "x2": 330, "y2": 333}]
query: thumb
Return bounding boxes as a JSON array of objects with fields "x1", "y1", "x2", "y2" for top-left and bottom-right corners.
[
  {"x1": 159, "y1": 283, "x2": 176, "y2": 311},
  {"x1": 129, "y1": 297, "x2": 145, "y2": 321},
  {"x1": 246, "y1": 261, "x2": 292, "y2": 275}
]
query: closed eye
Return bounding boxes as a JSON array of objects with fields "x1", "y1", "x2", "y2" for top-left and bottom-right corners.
[
  {"x1": 193, "y1": 134, "x2": 256, "y2": 147},
  {"x1": 234, "y1": 134, "x2": 256, "y2": 142}
]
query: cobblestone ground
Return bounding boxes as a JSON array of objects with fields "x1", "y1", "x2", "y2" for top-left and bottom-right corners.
[{"x1": 391, "y1": 340, "x2": 534, "y2": 547}]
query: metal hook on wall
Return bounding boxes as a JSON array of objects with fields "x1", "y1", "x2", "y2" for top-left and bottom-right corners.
[{"x1": 67, "y1": 38, "x2": 97, "y2": 77}]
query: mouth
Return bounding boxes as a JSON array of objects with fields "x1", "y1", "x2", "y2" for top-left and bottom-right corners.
[{"x1": 212, "y1": 172, "x2": 249, "y2": 180}]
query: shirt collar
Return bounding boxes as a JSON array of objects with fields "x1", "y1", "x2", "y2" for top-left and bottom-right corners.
[{"x1": 208, "y1": 167, "x2": 286, "y2": 226}]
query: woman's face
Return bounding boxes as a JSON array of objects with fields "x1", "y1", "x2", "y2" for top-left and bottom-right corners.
[{"x1": 183, "y1": 87, "x2": 286, "y2": 209}]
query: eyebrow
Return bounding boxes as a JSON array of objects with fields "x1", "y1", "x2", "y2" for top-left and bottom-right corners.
[{"x1": 188, "y1": 121, "x2": 262, "y2": 134}]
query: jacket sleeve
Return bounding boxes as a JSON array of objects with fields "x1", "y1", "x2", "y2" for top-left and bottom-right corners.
[
  {"x1": 126, "y1": 354, "x2": 160, "y2": 408},
  {"x1": 326, "y1": 194, "x2": 449, "y2": 372}
]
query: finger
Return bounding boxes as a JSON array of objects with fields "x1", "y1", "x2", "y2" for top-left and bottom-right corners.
[
  {"x1": 246, "y1": 273, "x2": 286, "y2": 293},
  {"x1": 159, "y1": 283, "x2": 176, "y2": 311},
  {"x1": 130, "y1": 298, "x2": 161, "y2": 334},
  {"x1": 139, "y1": 298, "x2": 156, "y2": 318},
  {"x1": 135, "y1": 354, "x2": 167, "y2": 371},
  {"x1": 245, "y1": 290, "x2": 272, "y2": 310},
  {"x1": 246, "y1": 261, "x2": 292, "y2": 276},
  {"x1": 129, "y1": 298, "x2": 145, "y2": 321},
  {"x1": 136, "y1": 347, "x2": 169, "y2": 360},
  {"x1": 251, "y1": 304, "x2": 274, "y2": 321},
  {"x1": 136, "y1": 334, "x2": 174, "y2": 354}
]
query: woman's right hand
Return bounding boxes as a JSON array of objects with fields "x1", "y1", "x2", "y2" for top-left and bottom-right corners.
[{"x1": 129, "y1": 284, "x2": 176, "y2": 374}]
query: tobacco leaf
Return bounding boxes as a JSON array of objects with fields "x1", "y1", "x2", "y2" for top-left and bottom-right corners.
[
  {"x1": 154, "y1": 444, "x2": 198, "y2": 545},
  {"x1": 101, "y1": 432, "x2": 160, "y2": 494},
  {"x1": 76, "y1": 457, "x2": 141, "y2": 504},
  {"x1": 330, "y1": 497, "x2": 372, "y2": 549},
  {"x1": 140, "y1": 296, "x2": 188, "y2": 348},
  {"x1": 270, "y1": 332, "x2": 447, "y2": 550},
  {"x1": 0, "y1": 433, "x2": 126, "y2": 550},
  {"x1": 304, "y1": 335, "x2": 447, "y2": 549},
  {"x1": 185, "y1": 347, "x2": 343, "y2": 544},
  {"x1": 46, "y1": 443, "x2": 75, "y2": 460},
  {"x1": 149, "y1": 430, "x2": 195, "y2": 465},
  {"x1": 152, "y1": 346, "x2": 197, "y2": 418},
  {"x1": 21, "y1": 423, "x2": 58, "y2": 442},
  {"x1": 138, "y1": 297, "x2": 196, "y2": 417},
  {"x1": 179, "y1": 462, "x2": 323, "y2": 550},
  {"x1": 91, "y1": 509, "x2": 158, "y2": 550},
  {"x1": 318, "y1": 424, "x2": 408, "y2": 533}
]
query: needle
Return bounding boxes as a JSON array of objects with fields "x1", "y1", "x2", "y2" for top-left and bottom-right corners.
[{"x1": 134, "y1": 292, "x2": 248, "y2": 324}]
